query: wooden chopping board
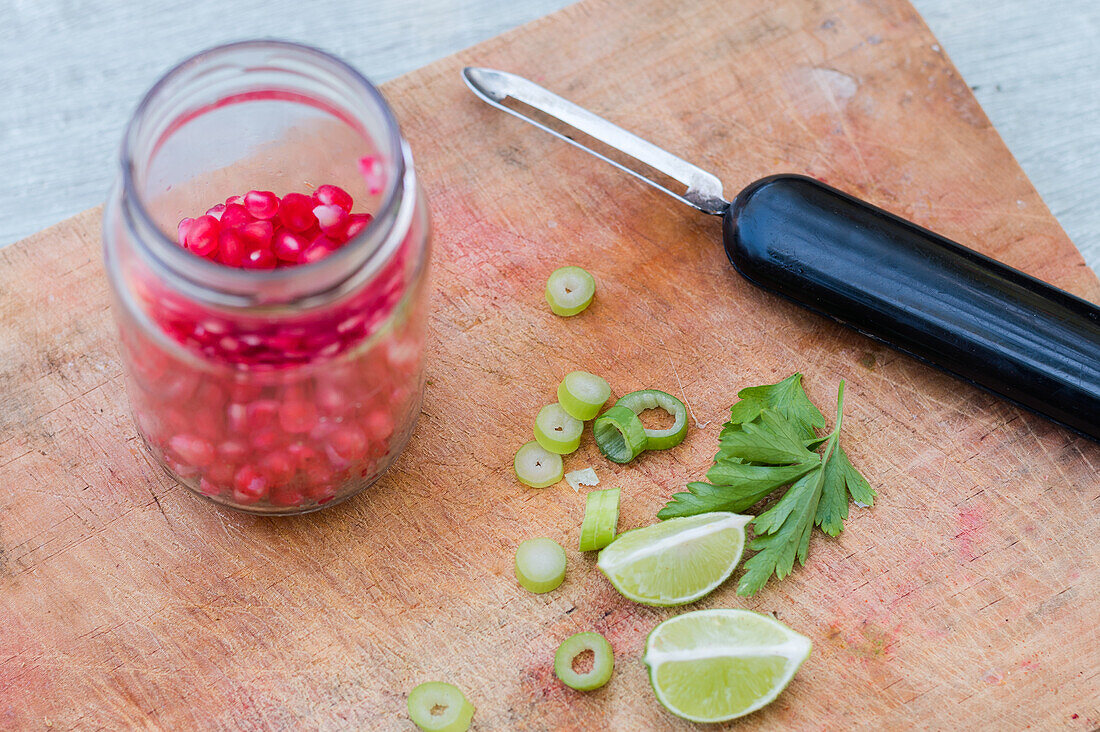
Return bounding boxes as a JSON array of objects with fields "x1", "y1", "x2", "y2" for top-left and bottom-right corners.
[{"x1": 2, "y1": 0, "x2": 1098, "y2": 728}]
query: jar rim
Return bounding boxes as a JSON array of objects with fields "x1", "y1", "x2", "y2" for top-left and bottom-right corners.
[{"x1": 119, "y1": 39, "x2": 407, "y2": 307}]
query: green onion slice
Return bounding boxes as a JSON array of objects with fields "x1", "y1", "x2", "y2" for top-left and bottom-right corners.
[
  {"x1": 554, "y1": 632, "x2": 615, "y2": 691},
  {"x1": 515, "y1": 537, "x2": 567, "y2": 593},
  {"x1": 615, "y1": 389, "x2": 689, "y2": 450},
  {"x1": 514, "y1": 441, "x2": 564, "y2": 488},
  {"x1": 593, "y1": 405, "x2": 648, "y2": 463},
  {"x1": 545, "y1": 266, "x2": 596, "y2": 316},
  {"x1": 579, "y1": 488, "x2": 621, "y2": 551},
  {"x1": 557, "y1": 371, "x2": 612, "y2": 421},
  {"x1": 533, "y1": 403, "x2": 583, "y2": 455},
  {"x1": 407, "y1": 681, "x2": 475, "y2": 732}
]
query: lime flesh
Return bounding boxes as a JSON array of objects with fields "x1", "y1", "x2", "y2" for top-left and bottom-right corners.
[
  {"x1": 596, "y1": 512, "x2": 750, "y2": 606},
  {"x1": 644, "y1": 609, "x2": 811, "y2": 723}
]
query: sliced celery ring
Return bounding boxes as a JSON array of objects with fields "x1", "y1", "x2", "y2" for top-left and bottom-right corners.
[
  {"x1": 534, "y1": 403, "x2": 584, "y2": 454},
  {"x1": 593, "y1": 405, "x2": 648, "y2": 464},
  {"x1": 554, "y1": 632, "x2": 615, "y2": 691},
  {"x1": 545, "y1": 266, "x2": 596, "y2": 316},
  {"x1": 616, "y1": 389, "x2": 689, "y2": 450},
  {"x1": 579, "y1": 487, "x2": 621, "y2": 551},
  {"x1": 514, "y1": 441, "x2": 564, "y2": 488},
  {"x1": 557, "y1": 371, "x2": 612, "y2": 421},
  {"x1": 515, "y1": 537, "x2": 567, "y2": 593},
  {"x1": 407, "y1": 681, "x2": 475, "y2": 732}
]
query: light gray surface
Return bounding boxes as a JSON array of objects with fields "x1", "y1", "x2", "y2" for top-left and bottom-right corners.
[{"x1": 1, "y1": 0, "x2": 1097, "y2": 273}]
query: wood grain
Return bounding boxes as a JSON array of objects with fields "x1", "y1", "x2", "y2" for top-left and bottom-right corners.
[{"x1": 1, "y1": 0, "x2": 1098, "y2": 729}]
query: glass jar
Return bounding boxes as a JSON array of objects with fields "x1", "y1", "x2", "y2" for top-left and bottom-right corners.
[{"x1": 103, "y1": 41, "x2": 430, "y2": 515}]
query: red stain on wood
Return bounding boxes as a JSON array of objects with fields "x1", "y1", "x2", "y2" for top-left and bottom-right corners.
[{"x1": 955, "y1": 504, "x2": 986, "y2": 562}]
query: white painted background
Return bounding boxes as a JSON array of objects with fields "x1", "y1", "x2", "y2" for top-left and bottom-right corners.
[{"x1": 1, "y1": 0, "x2": 1097, "y2": 273}]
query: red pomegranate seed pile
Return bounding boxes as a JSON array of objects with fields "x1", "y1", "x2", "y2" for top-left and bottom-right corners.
[
  {"x1": 175, "y1": 185, "x2": 372, "y2": 268},
  {"x1": 120, "y1": 177, "x2": 425, "y2": 510}
]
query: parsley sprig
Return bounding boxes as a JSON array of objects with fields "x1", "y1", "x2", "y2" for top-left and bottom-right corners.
[{"x1": 658, "y1": 373, "x2": 875, "y2": 596}]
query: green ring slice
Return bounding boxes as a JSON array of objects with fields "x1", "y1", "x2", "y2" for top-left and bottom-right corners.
[
  {"x1": 534, "y1": 403, "x2": 584, "y2": 454},
  {"x1": 514, "y1": 440, "x2": 565, "y2": 488},
  {"x1": 554, "y1": 632, "x2": 615, "y2": 691},
  {"x1": 593, "y1": 405, "x2": 648, "y2": 463},
  {"x1": 545, "y1": 266, "x2": 596, "y2": 316},
  {"x1": 407, "y1": 681, "x2": 475, "y2": 732},
  {"x1": 615, "y1": 389, "x2": 689, "y2": 450},
  {"x1": 515, "y1": 537, "x2": 567, "y2": 593},
  {"x1": 557, "y1": 371, "x2": 612, "y2": 421}
]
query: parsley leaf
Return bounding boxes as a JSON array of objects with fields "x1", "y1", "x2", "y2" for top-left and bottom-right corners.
[
  {"x1": 657, "y1": 374, "x2": 875, "y2": 596},
  {"x1": 726, "y1": 373, "x2": 825, "y2": 439},
  {"x1": 658, "y1": 462, "x2": 819, "y2": 519}
]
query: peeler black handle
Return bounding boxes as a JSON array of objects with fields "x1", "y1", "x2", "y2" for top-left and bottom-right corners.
[{"x1": 723, "y1": 174, "x2": 1100, "y2": 440}]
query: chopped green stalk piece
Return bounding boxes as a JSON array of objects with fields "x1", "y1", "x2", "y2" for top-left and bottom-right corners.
[
  {"x1": 515, "y1": 538, "x2": 567, "y2": 593},
  {"x1": 557, "y1": 371, "x2": 612, "y2": 421},
  {"x1": 554, "y1": 632, "x2": 615, "y2": 690},
  {"x1": 593, "y1": 405, "x2": 648, "y2": 464},
  {"x1": 545, "y1": 266, "x2": 596, "y2": 316},
  {"x1": 514, "y1": 441, "x2": 565, "y2": 488},
  {"x1": 534, "y1": 403, "x2": 584, "y2": 454},
  {"x1": 579, "y1": 488, "x2": 621, "y2": 551},
  {"x1": 407, "y1": 681, "x2": 475, "y2": 732},
  {"x1": 616, "y1": 389, "x2": 689, "y2": 450}
]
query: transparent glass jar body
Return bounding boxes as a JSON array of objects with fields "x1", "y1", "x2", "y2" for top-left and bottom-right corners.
[{"x1": 103, "y1": 42, "x2": 430, "y2": 515}]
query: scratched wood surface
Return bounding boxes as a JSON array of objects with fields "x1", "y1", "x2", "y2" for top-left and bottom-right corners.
[{"x1": 1, "y1": 0, "x2": 1098, "y2": 729}]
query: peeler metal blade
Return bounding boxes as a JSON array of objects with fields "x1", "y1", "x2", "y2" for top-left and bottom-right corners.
[{"x1": 462, "y1": 67, "x2": 729, "y2": 215}]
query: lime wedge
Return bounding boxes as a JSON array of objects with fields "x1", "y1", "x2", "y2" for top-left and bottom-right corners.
[
  {"x1": 596, "y1": 512, "x2": 750, "y2": 606},
  {"x1": 644, "y1": 609, "x2": 811, "y2": 723}
]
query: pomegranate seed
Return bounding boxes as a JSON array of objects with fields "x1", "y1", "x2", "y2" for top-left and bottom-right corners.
[
  {"x1": 198, "y1": 478, "x2": 222, "y2": 496},
  {"x1": 279, "y1": 400, "x2": 318, "y2": 434},
  {"x1": 233, "y1": 465, "x2": 268, "y2": 502},
  {"x1": 167, "y1": 433, "x2": 215, "y2": 467},
  {"x1": 260, "y1": 451, "x2": 295, "y2": 484},
  {"x1": 278, "y1": 192, "x2": 317, "y2": 232},
  {"x1": 245, "y1": 400, "x2": 279, "y2": 430},
  {"x1": 205, "y1": 462, "x2": 235, "y2": 486},
  {"x1": 217, "y1": 440, "x2": 249, "y2": 462},
  {"x1": 165, "y1": 456, "x2": 200, "y2": 478},
  {"x1": 313, "y1": 184, "x2": 353, "y2": 212},
  {"x1": 313, "y1": 203, "x2": 348, "y2": 233},
  {"x1": 185, "y1": 215, "x2": 220, "y2": 256},
  {"x1": 221, "y1": 203, "x2": 252, "y2": 228},
  {"x1": 242, "y1": 248, "x2": 277, "y2": 270},
  {"x1": 327, "y1": 425, "x2": 368, "y2": 465},
  {"x1": 218, "y1": 229, "x2": 246, "y2": 267},
  {"x1": 243, "y1": 190, "x2": 280, "y2": 219},
  {"x1": 273, "y1": 230, "x2": 307, "y2": 262},
  {"x1": 177, "y1": 217, "x2": 196, "y2": 246},
  {"x1": 240, "y1": 220, "x2": 274, "y2": 250},
  {"x1": 362, "y1": 410, "x2": 395, "y2": 441},
  {"x1": 269, "y1": 485, "x2": 304, "y2": 507},
  {"x1": 358, "y1": 155, "x2": 385, "y2": 195},
  {"x1": 251, "y1": 428, "x2": 284, "y2": 451},
  {"x1": 205, "y1": 203, "x2": 226, "y2": 220},
  {"x1": 344, "y1": 213, "x2": 373, "y2": 240},
  {"x1": 316, "y1": 383, "x2": 349, "y2": 416},
  {"x1": 300, "y1": 236, "x2": 339, "y2": 264},
  {"x1": 303, "y1": 467, "x2": 337, "y2": 498},
  {"x1": 225, "y1": 194, "x2": 243, "y2": 206}
]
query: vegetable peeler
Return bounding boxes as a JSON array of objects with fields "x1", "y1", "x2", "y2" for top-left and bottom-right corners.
[{"x1": 463, "y1": 68, "x2": 1100, "y2": 441}]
